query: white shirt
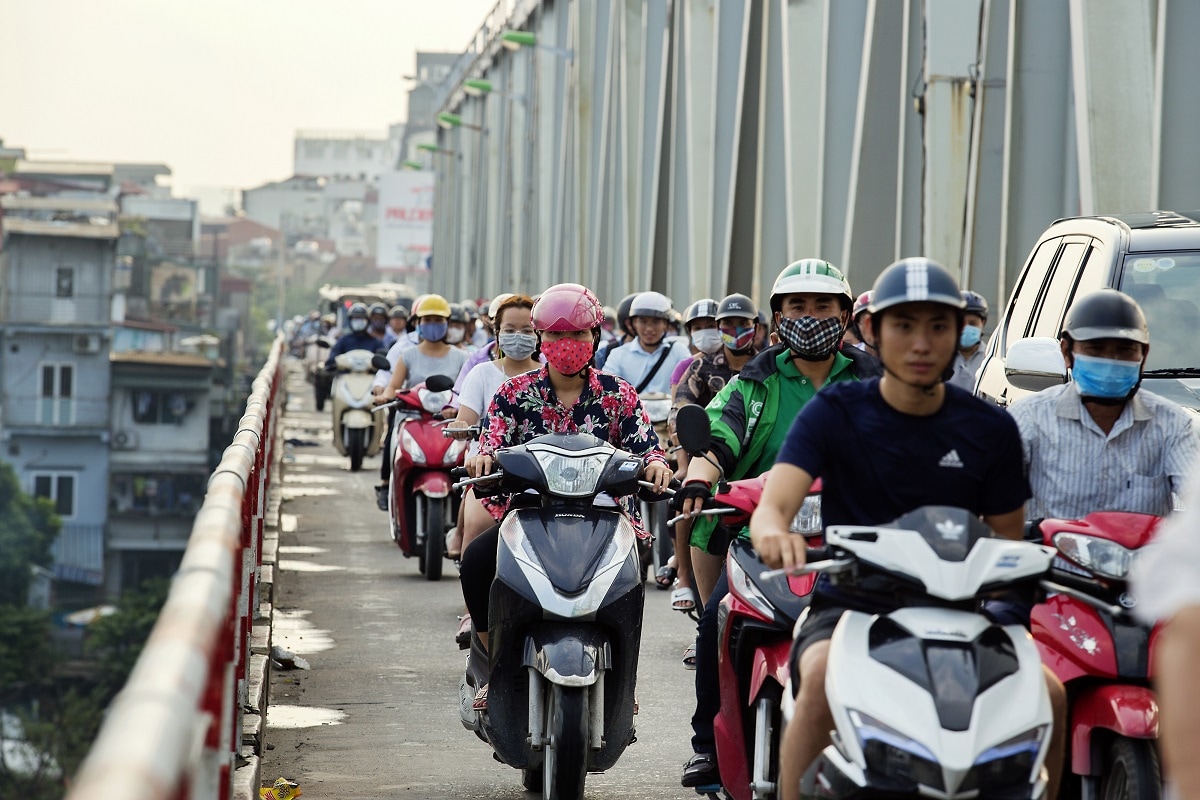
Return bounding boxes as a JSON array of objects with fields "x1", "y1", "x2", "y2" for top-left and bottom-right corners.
[
  {"x1": 948, "y1": 346, "x2": 986, "y2": 393},
  {"x1": 1008, "y1": 382, "x2": 1199, "y2": 520},
  {"x1": 602, "y1": 337, "x2": 692, "y2": 397},
  {"x1": 455, "y1": 360, "x2": 535, "y2": 456}
]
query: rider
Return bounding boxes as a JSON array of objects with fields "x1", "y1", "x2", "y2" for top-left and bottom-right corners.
[
  {"x1": 446, "y1": 303, "x2": 476, "y2": 352},
  {"x1": 672, "y1": 260, "x2": 880, "y2": 789},
  {"x1": 846, "y1": 290, "x2": 876, "y2": 355},
  {"x1": 747, "y1": 257, "x2": 1065, "y2": 800},
  {"x1": 371, "y1": 294, "x2": 471, "y2": 510},
  {"x1": 458, "y1": 283, "x2": 673, "y2": 709},
  {"x1": 594, "y1": 292, "x2": 638, "y2": 370},
  {"x1": 947, "y1": 289, "x2": 988, "y2": 391},
  {"x1": 1011, "y1": 288, "x2": 1197, "y2": 518},
  {"x1": 324, "y1": 302, "x2": 380, "y2": 369},
  {"x1": 382, "y1": 304, "x2": 411, "y2": 350},
  {"x1": 602, "y1": 291, "x2": 692, "y2": 397}
]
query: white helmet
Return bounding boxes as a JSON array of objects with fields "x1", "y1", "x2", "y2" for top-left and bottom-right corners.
[{"x1": 629, "y1": 291, "x2": 673, "y2": 320}]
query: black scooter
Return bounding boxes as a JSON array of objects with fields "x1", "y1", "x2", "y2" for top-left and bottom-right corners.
[{"x1": 454, "y1": 432, "x2": 671, "y2": 800}]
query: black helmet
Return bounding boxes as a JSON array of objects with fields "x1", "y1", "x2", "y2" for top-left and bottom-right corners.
[
  {"x1": 869, "y1": 258, "x2": 965, "y2": 316},
  {"x1": 367, "y1": 302, "x2": 388, "y2": 318},
  {"x1": 1062, "y1": 289, "x2": 1149, "y2": 345},
  {"x1": 683, "y1": 298, "x2": 719, "y2": 329},
  {"x1": 448, "y1": 303, "x2": 472, "y2": 325},
  {"x1": 716, "y1": 293, "x2": 758, "y2": 322},
  {"x1": 961, "y1": 290, "x2": 989, "y2": 320},
  {"x1": 347, "y1": 302, "x2": 369, "y2": 319},
  {"x1": 616, "y1": 293, "x2": 638, "y2": 335},
  {"x1": 389, "y1": 304, "x2": 409, "y2": 320}
]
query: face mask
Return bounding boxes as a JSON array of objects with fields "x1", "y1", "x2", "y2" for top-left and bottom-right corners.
[
  {"x1": 960, "y1": 325, "x2": 982, "y2": 349},
  {"x1": 370, "y1": 320, "x2": 386, "y2": 333},
  {"x1": 349, "y1": 318, "x2": 367, "y2": 333},
  {"x1": 777, "y1": 315, "x2": 844, "y2": 361},
  {"x1": 498, "y1": 333, "x2": 537, "y2": 361},
  {"x1": 446, "y1": 326, "x2": 465, "y2": 345},
  {"x1": 720, "y1": 325, "x2": 756, "y2": 353},
  {"x1": 541, "y1": 337, "x2": 594, "y2": 376},
  {"x1": 418, "y1": 320, "x2": 448, "y2": 342},
  {"x1": 1071, "y1": 354, "x2": 1141, "y2": 400},
  {"x1": 690, "y1": 328, "x2": 724, "y2": 355}
]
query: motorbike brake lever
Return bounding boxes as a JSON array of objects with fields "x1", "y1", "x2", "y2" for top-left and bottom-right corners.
[
  {"x1": 666, "y1": 507, "x2": 730, "y2": 527},
  {"x1": 1039, "y1": 579, "x2": 1129, "y2": 618},
  {"x1": 760, "y1": 557, "x2": 853, "y2": 582},
  {"x1": 443, "y1": 426, "x2": 481, "y2": 438},
  {"x1": 452, "y1": 471, "x2": 506, "y2": 492}
]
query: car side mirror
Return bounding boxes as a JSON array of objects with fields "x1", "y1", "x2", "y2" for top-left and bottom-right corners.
[
  {"x1": 675, "y1": 404, "x2": 712, "y2": 456},
  {"x1": 1005, "y1": 337, "x2": 1067, "y2": 392}
]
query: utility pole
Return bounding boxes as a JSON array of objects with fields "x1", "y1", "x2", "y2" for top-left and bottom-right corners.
[{"x1": 276, "y1": 214, "x2": 287, "y2": 334}]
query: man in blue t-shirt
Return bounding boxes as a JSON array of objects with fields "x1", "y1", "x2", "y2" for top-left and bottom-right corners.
[{"x1": 749, "y1": 258, "x2": 1065, "y2": 800}]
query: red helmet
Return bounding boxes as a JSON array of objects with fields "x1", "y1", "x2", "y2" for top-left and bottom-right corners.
[{"x1": 531, "y1": 283, "x2": 604, "y2": 332}]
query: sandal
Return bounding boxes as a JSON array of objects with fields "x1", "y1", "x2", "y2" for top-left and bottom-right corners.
[
  {"x1": 682, "y1": 640, "x2": 697, "y2": 670},
  {"x1": 671, "y1": 585, "x2": 697, "y2": 613},
  {"x1": 472, "y1": 683, "x2": 489, "y2": 711},
  {"x1": 681, "y1": 751, "x2": 720, "y2": 788},
  {"x1": 455, "y1": 614, "x2": 472, "y2": 650},
  {"x1": 654, "y1": 565, "x2": 677, "y2": 589}
]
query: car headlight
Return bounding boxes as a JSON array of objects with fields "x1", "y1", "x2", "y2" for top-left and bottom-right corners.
[
  {"x1": 1053, "y1": 532, "x2": 1136, "y2": 579},
  {"x1": 849, "y1": 709, "x2": 942, "y2": 791},
  {"x1": 400, "y1": 427, "x2": 426, "y2": 465},
  {"x1": 529, "y1": 444, "x2": 612, "y2": 497},
  {"x1": 727, "y1": 552, "x2": 775, "y2": 621},
  {"x1": 790, "y1": 494, "x2": 822, "y2": 534}
]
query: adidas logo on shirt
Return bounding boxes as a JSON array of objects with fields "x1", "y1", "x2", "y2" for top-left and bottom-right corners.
[{"x1": 938, "y1": 449, "x2": 964, "y2": 469}]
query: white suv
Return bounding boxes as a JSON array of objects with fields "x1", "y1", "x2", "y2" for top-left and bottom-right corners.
[{"x1": 974, "y1": 211, "x2": 1200, "y2": 412}]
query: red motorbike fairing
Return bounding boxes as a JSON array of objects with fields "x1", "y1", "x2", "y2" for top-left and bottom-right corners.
[
  {"x1": 412, "y1": 469, "x2": 452, "y2": 498},
  {"x1": 1031, "y1": 596, "x2": 1118, "y2": 682},
  {"x1": 1069, "y1": 684, "x2": 1159, "y2": 772}
]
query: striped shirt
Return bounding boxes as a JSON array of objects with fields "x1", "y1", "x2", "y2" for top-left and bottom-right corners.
[{"x1": 1008, "y1": 382, "x2": 1199, "y2": 519}]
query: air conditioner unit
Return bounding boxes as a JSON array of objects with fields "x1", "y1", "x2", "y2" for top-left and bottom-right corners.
[
  {"x1": 73, "y1": 333, "x2": 102, "y2": 354},
  {"x1": 112, "y1": 430, "x2": 139, "y2": 450}
]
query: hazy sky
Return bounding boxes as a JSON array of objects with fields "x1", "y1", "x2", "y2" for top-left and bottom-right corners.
[{"x1": 3, "y1": 0, "x2": 501, "y2": 209}]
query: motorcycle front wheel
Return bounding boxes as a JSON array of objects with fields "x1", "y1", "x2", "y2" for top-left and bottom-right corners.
[
  {"x1": 544, "y1": 684, "x2": 588, "y2": 800},
  {"x1": 1100, "y1": 737, "x2": 1160, "y2": 800},
  {"x1": 348, "y1": 428, "x2": 366, "y2": 472},
  {"x1": 424, "y1": 495, "x2": 445, "y2": 581}
]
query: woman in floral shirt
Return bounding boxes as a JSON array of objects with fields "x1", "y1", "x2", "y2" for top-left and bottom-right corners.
[{"x1": 459, "y1": 283, "x2": 672, "y2": 708}]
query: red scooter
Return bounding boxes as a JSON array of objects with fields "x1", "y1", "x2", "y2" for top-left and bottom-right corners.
[
  {"x1": 384, "y1": 375, "x2": 469, "y2": 581},
  {"x1": 1031, "y1": 511, "x2": 1164, "y2": 800},
  {"x1": 672, "y1": 404, "x2": 822, "y2": 800}
]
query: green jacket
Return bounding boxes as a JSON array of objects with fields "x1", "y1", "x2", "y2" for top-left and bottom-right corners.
[{"x1": 690, "y1": 344, "x2": 880, "y2": 550}]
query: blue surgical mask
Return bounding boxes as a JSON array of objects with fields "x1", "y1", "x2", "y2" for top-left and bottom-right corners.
[
  {"x1": 1071, "y1": 354, "x2": 1141, "y2": 400},
  {"x1": 959, "y1": 325, "x2": 982, "y2": 349},
  {"x1": 418, "y1": 320, "x2": 448, "y2": 342}
]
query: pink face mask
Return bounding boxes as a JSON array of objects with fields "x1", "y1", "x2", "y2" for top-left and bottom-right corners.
[{"x1": 541, "y1": 337, "x2": 594, "y2": 375}]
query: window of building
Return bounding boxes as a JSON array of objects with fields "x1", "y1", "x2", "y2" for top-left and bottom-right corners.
[
  {"x1": 132, "y1": 389, "x2": 191, "y2": 424},
  {"x1": 33, "y1": 473, "x2": 75, "y2": 518},
  {"x1": 39, "y1": 363, "x2": 74, "y2": 425},
  {"x1": 55, "y1": 267, "x2": 75, "y2": 298},
  {"x1": 111, "y1": 472, "x2": 206, "y2": 515}
]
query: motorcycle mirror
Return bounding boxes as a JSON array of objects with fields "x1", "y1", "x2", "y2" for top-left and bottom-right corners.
[
  {"x1": 371, "y1": 354, "x2": 392, "y2": 371},
  {"x1": 675, "y1": 404, "x2": 712, "y2": 456},
  {"x1": 425, "y1": 374, "x2": 455, "y2": 393},
  {"x1": 316, "y1": 338, "x2": 332, "y2": 348}
]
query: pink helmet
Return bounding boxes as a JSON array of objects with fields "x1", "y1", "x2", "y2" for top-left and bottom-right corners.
[{"x1": 531, "y1": 283, "x2": 604, "y2": 332}]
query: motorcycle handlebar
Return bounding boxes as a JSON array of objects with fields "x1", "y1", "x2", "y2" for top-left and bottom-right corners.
[
  {"x1": 443, "y1": 425, "x2": 481, "y2": 438},
  {"x1": 1040, "y1": 579, "x2": 1130, "y2": 619},
  {"x1": 760, "y1": 547, "x2": 847, "y2": 581}
]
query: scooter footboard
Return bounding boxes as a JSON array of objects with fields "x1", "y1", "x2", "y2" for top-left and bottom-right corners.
[{"x1": 1070, "y1": 684, "x2": 1159, "y2": 774}]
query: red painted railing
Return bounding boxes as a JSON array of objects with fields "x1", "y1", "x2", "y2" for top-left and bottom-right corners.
[{"x1": 65, "y1": 339, "x2": 285, "y2": 800}]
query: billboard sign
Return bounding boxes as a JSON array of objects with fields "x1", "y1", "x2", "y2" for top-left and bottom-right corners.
[{"x1": 376, "y1": 171, "x2": 434, "y2": 271}]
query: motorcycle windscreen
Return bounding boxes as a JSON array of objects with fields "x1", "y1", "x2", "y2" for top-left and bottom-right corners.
[
  {"x1": 884, "y1": 506, "x2": 998, "y2": 562},
  {"x1": 869, "y1": 617, "x2": 1020, "y2": 731},
  {"x1": 511, "y1": 507, "x2": 626, "y2": 596}
]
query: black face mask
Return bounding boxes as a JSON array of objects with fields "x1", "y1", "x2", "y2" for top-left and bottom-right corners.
[{"x1": 777, "y1": 315, "x2": 844, "y2": 361}]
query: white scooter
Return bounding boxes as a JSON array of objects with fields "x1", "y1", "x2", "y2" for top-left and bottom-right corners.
[
  {"x1": 328, "y1": 350, "x2": 388, "y2": 471},
  {"x1": 783, "y1": 506, "x2": 1057, "y2": 800}
]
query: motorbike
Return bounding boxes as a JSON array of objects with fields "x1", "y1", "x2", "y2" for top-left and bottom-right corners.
[
  {"x1": 328, "y1": 350, "x2": 388, "y2": 471},
  {"x1": 1029, "y1": 511, "x2": 1163, "y2": 800},
  {"x1": 383, "y1": 374, "x2": 467, "y2": 581},
  {"x1": 787, "y1": 506, "x2": 1058, "y2": 800},
  {"x1": 639, "y1": 391, "x2": 676, "y2": 581},
  {"x1": 304, "y1": 335, "x2": 333, "y2": 411},
  {"x1": 454, "y1": 431, "x2": 672, "y2": 800},
  {"x1": 671, "y1": 403, "x2": 823, "y2": 800}
]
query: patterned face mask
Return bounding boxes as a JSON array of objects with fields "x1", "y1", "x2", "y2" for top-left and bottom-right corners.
[
  {"x1": 720, "y1": 325, "x2": 756, "y2": 353},
  {"x1": 540, "y1": 337, "x2": 594, "y2": 375},
  {"x1": 777, "y1": 315, "x2": 844, "y2": 361}
]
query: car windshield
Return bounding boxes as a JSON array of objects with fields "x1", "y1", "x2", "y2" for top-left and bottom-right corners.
[{"x1": 1118, "y1": 253, "x2": 1200, "y2": 370}]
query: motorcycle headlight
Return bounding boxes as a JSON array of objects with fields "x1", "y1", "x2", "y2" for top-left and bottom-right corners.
[
  {"x1": 849, "y1": 709, "x2": 942, "y2": 791},
  {"x1": 421, "y1": 389, "x2": 452, "y2": 414},
  {"x1": 1053, "y1": 532, "x2": 1136, "y2": 580},
  {"x1": 444, "y1": 437, "x2": 469, "y2": 462},
  {"x1": 344, "y1": 351, "x2": 371, "y2": 371},
  {"x1": 400, "y1": 427, "x2": 426, "y2": 465},
  {"x1": 727, "y1": 552, "x2": 775, "y2": 621},
  {"x1": 790, "y1": 494, "x2": 822, "y2": 534},
  {"x1": 961, "y1": 726, "x2": 1046, "y2": 794},
  {"x1": 529, "y1": 445, "x2": 611, "y2": 497}
]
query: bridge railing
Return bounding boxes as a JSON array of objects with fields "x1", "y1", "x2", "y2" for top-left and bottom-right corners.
[{"x1": 65, "y1": 338, "x2": 285, "y2": 800}]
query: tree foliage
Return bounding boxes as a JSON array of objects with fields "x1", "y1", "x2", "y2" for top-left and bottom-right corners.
[{"x1": 0, "y1": 464, "x2": 59, "y2": 607}]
